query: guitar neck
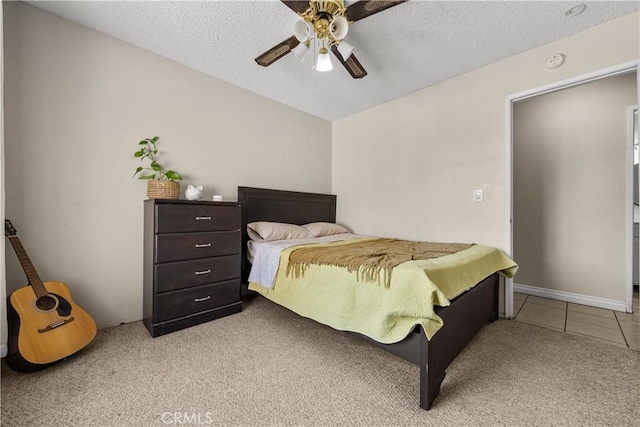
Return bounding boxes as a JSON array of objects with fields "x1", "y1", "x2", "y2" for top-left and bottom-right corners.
[{"x1": 7, "y1": 235, "x2": 48, "y2": 298}]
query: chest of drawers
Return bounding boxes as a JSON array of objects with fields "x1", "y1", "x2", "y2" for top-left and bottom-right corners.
[{"x1": 143, "y1": 199, "x2": 242, "y2": 337}]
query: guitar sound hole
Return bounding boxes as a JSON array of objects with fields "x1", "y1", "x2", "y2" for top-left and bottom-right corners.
[{"x1": 34, "y1": 295, "x2": 59, "y2": 312}]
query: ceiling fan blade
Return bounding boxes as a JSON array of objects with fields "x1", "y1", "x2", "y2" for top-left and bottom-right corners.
[
  {"x1": 331, "y1": 46, "x2": 368, "y2": 79},
  {"x1": 255, "y1": 36, "x2": 300, "y2": 67},
  {"x1": 345, "y1": 0, "x2": 408, "y2": 23},
  {"x1": 281, "y1": 1, "x2": 310, "y2": 14}
]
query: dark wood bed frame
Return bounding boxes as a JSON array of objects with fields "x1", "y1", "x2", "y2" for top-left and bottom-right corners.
[{"x1": 237, "y1": 186, "x2": 499, "y2": 410}]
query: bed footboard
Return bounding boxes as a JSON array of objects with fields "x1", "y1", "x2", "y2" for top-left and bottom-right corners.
[
  {"x1": 419, "y1": 273, "x2": 499, "y2": 409},
  {"x1": 353, "y1": 274, "x2": 499, "y2": 410}
]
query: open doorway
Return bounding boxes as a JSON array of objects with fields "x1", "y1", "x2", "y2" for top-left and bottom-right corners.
[{"x1": 504, "y1": 61, "x2": 639, "y2": 319}]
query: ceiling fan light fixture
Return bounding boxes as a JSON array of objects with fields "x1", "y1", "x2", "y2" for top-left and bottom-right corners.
[
  {"x1": 291, "y1": 41, "x2": 310, "y2": 62},
  {"x1": 294, "y1": 20, "x2": 314, "y2": 43},
  {"x1": 296, "y1": 0, "x2": 349, "y2": 73},
  {"x1": 315, "y1": 46, "x2": 333, "y2": 72},
  {"x1": 337, "y1": 40, "x2": 354, "y2": 60},
  {"x1": 329, "y1": 15, "x2": 349, "y2": 40}
]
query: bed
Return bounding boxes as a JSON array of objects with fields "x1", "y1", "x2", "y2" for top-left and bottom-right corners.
[{"x1": 237, "y1": 186, "x2": 517, "y2": 410}]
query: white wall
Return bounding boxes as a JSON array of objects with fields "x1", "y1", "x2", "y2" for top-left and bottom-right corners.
[
  {"x1": 513, "y1": 73, "x2": 637, "y2": 302},
  {"x1": 3, "y1": 2, "x2": 331, "y2": 329},
  {"x1": 332, "y1": 12, "x2": 639, "y2": 252}
]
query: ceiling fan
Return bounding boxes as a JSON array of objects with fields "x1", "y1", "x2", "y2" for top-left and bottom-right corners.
[{"x1": 255, "y1": 0, "x2": 408, "y2": 79}]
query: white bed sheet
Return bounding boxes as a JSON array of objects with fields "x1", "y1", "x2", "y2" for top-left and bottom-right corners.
[{"x1": 248, "y1": 233, "x2": 361, "y2": 289}]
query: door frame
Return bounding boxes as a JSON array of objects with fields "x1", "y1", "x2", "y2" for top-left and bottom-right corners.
[
  {"x1": 504, "y1": 60, "x2": 639, "y2": 319},
  {"x1": 628, "y1": 105, "x2": 639, "y2": 312}
]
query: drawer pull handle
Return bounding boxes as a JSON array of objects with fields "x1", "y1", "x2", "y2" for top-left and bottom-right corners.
[
  {"x1": 194, "y1": 296, "x2": 211, "y2": 302},
  {"x1": 195, "y1": 243, "x2": 212, "y2": 248},
  {"x1": 195, "y1": 216, "x2": 212, "y2": 220},
  {"x1": 195, "y1": 270, "x2": 211, "y2": 275}
]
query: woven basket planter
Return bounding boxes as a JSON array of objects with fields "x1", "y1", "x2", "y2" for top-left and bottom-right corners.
[{"x1": 147, "y1": 180, "x2": 180, "y2": 200}]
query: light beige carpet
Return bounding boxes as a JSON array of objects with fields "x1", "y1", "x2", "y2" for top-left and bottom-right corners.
[{"x1": 2, "y1": 295, "x2": 639, "y2": 426}]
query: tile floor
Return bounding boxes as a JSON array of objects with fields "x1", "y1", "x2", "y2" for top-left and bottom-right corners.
[{"x1": 514, "y1": 288, "x2": 640, "y2": 350}]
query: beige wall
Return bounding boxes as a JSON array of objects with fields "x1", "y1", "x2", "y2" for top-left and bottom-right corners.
[
  {"x1": 1, "y1": 2, "x2": 6, "y2": 356},
  {"x1": 513, "y1": 73, "x2": 637, "y2": 301},
  {"x1": 3, "y1": 2, "x2": 331, "y2": 328},
  {"x1": 333, "y1": 12, "x2": 639, "y2": 253}
]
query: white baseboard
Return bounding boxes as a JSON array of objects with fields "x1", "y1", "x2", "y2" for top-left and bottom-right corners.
[
  {"x1": 1, "y1": 343, "x2": 7, "y2": 358},
  {"x1": 514, "y1": 283, "x2": 628, "y2": 312}
]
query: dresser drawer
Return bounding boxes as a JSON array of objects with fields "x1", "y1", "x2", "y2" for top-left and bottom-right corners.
[
  {"x1": 156, "y1": 231, "x2": 240, "y2": 263},
  {"x1": 153, "y1": 279, "x2": 240, "y2": 323},
  {"x1": 156, "y1": 204, "x2": 240, "y2": 233},
  {"x1": 155, "y1": 255, "x2": 241, "y2": 293}
]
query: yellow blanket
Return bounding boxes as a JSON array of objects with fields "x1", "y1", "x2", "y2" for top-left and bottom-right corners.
[{"x1": 249, "y1": 237, "x2": 518, "y2": 344}]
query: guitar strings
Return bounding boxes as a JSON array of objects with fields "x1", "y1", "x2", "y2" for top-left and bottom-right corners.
[{"x1": 10, "y1": 236, "x2": 63, "y2": 326}]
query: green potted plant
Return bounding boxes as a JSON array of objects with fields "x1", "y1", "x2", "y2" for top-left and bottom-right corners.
[{"x1": 133, "y1": 136, "x2": 183, "y2": 199}]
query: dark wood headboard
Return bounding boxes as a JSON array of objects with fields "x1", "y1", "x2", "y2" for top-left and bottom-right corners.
[
  {"x1": 238, "y1": 186, "x2": 336, "y2": 225},
  {"x1": 237, "y1": 186, "x2": 337, "y2": 289}
]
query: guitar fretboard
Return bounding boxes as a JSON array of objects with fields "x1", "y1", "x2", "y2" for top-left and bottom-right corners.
[{"x1": 7, "y1": 235, "x2": 48, "y2": 298}]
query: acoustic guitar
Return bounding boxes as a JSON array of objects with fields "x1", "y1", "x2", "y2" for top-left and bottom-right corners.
[{"x1": 4, "y1": 220, "x2": 97, "y2": 372}]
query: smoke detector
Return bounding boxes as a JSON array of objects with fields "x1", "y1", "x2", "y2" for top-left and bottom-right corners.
[{"x1": 545, "y1": 53, "x2": 565, "y2": 70}]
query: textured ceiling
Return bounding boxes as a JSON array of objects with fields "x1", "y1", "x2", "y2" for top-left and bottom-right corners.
[{"x1": 25, "y1": 1, "x2": 640, "y2": 121}]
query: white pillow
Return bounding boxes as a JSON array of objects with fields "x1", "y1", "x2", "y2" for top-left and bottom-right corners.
[
  {"x1": 247, "y1": 222, "x2": 312, "y2": 242},
  {"x1": 302, "y1": 222, "x2": 349, "y2": 238}
]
